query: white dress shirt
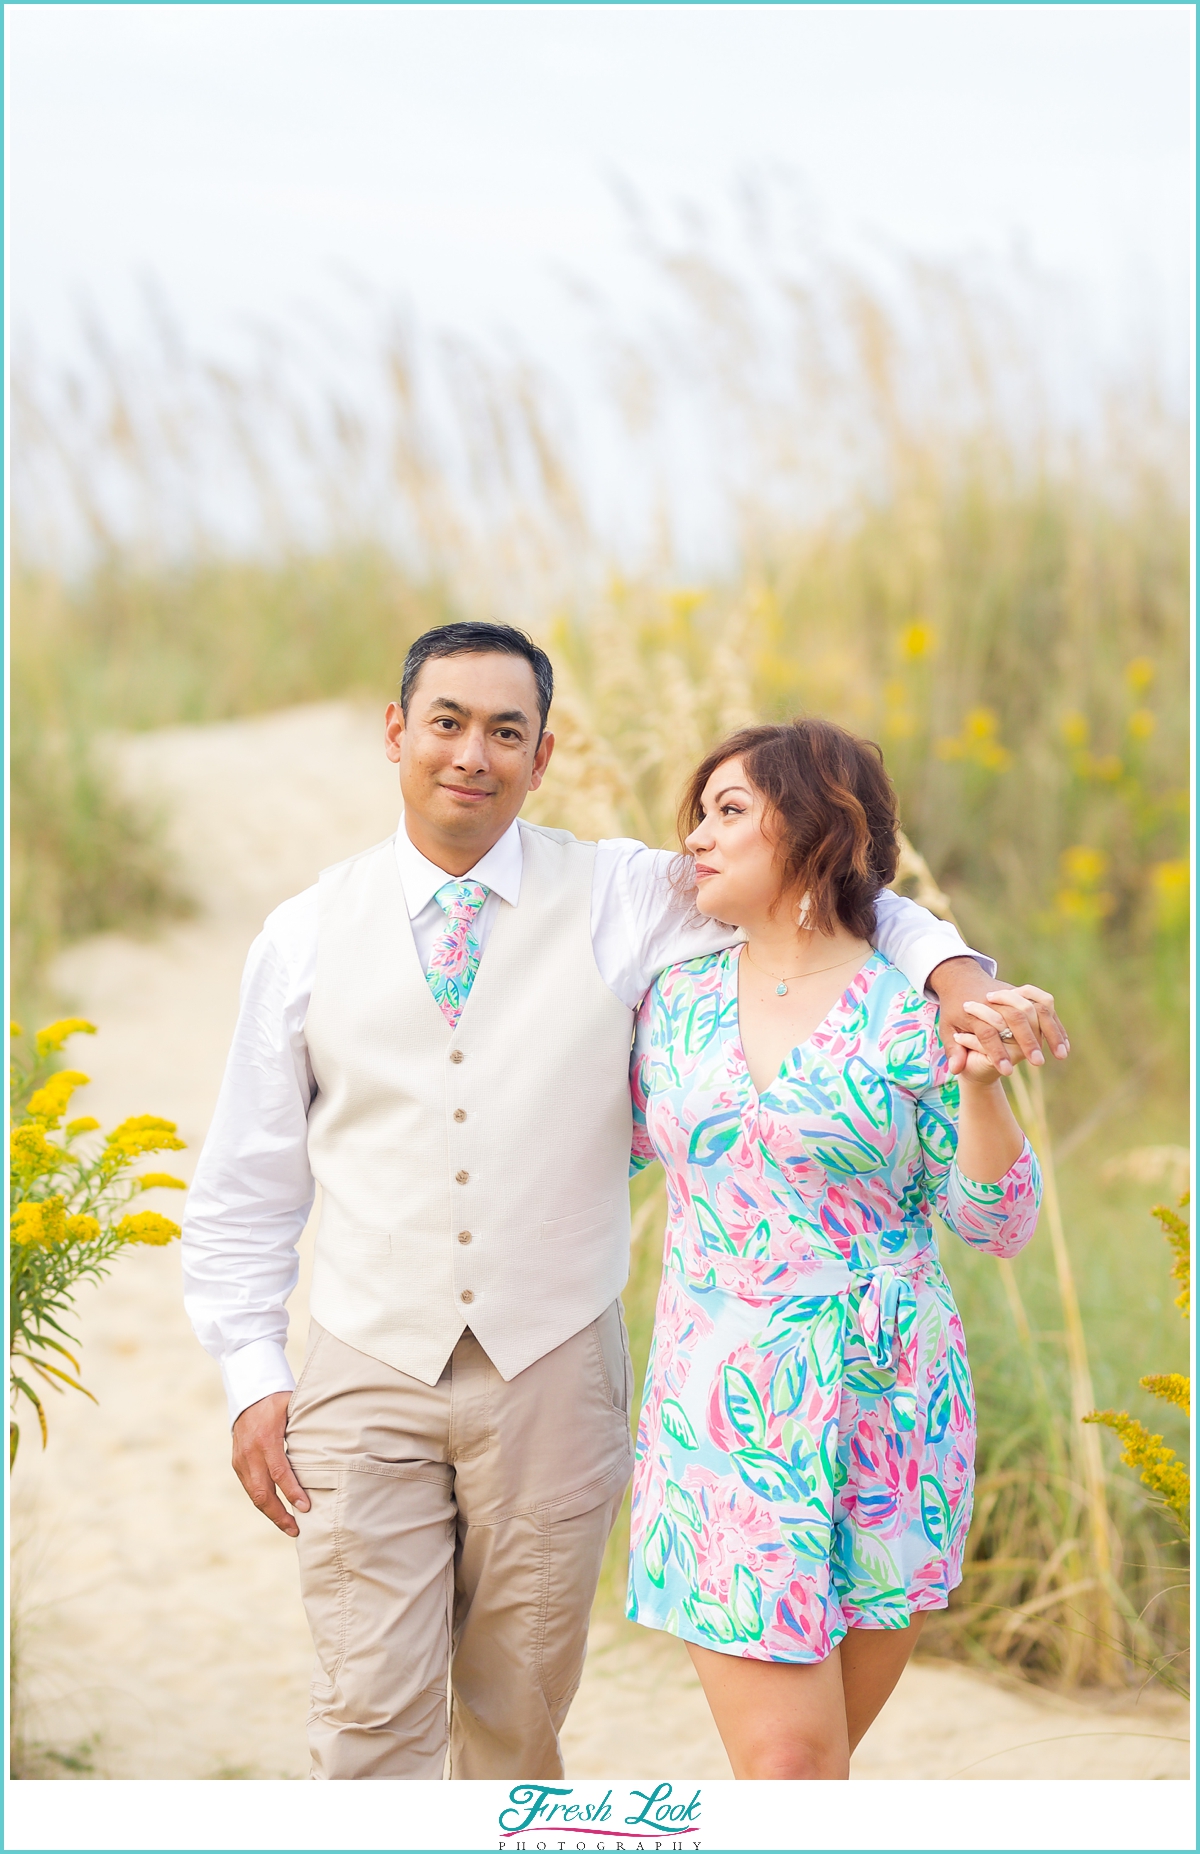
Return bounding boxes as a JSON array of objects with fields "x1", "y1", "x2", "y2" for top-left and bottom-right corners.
[{"x1": 182, "y1": 817, "x2": 994, "y2": 1422}]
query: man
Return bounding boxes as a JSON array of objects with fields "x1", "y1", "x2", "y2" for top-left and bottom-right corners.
[{"x1": 182, "y1": 620, "x2": 1067, "y2": 1781}]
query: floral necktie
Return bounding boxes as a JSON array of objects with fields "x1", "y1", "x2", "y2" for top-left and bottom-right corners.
[{"x1": 424, "y1": 879, "x2": 490, "y2": 1029}]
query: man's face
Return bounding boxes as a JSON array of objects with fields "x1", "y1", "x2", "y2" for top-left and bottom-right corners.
[{"x1": 384, "y1": 651, "x2": 554, "y2": 865}]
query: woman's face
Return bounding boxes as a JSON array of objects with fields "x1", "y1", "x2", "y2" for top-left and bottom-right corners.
[{"x1": 684, "y1": 757, "x2": 784, "y2": 925}]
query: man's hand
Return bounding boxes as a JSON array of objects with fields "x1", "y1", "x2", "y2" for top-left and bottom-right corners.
[
  {"x1": 231, "y1": 1391, "x2": 310, "y2": 1537},
  {"x1": 928, "y1": 957, "x2": 1070, "y2": 1077}
]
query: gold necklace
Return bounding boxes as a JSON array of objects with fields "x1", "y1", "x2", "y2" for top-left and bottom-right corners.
[{"x1": 743, "y1": 946, "x2": 861, "y2": 998}]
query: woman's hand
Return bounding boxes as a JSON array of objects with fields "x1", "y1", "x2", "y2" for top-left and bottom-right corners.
[
  {"x1": 951, "y1": 988, "x2": 1040, "y2": 1179},
  {"x1": 929, "y1": 959, "x2": 1068, "y2": 1076},
  {"x1": 952, "y1": 986, "x2": 1047, "y2": 1086}
]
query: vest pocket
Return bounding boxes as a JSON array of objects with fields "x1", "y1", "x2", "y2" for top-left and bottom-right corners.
[
  {"x1": 540, "y1": 1200, "x2": 612, "y2": 1242},
  {"x1": 337, "y1": 1230, "x2": 392, "y2": 1256}
]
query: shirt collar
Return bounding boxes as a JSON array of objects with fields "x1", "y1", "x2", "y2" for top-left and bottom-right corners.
[{"x1": 394, "y1": 814, "x2": 524, "y2": 920}]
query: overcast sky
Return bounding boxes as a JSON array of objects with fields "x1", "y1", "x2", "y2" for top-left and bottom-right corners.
[{"x1": 6, "y1": 2, "x2": 1194, "y2": 377}]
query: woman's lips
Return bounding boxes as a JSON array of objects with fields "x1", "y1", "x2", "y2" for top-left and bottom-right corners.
[{"x1": 694, "y1": 864, "x2": 719, "y2": 879}]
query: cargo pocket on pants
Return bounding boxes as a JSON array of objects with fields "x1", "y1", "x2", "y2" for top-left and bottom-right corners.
[
  {"x1": 536, "y1": 1487, "x2": 624, "y2": 1719},
  {"x1": 288, "y1": 1470, "x2": 349, "y2": 1690}
]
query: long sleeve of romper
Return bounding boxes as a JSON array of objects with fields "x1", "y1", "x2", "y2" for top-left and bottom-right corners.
[{"x1": 915, "y1": 1066, "x2": 1042, "y2": 1258}]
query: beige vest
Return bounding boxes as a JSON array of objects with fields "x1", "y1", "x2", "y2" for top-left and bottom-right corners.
[{"x1": 304, "y1": 823, "x2": 636, "y2": 1383}]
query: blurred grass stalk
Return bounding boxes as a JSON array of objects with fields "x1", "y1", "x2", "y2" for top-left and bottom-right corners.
[
  {"x1": 10, "y1": 223, "x2": 1189, "y2": 1686},
  {"x1": 1007, "y1": 1063, "x2": 1119, "y2": 1684}
]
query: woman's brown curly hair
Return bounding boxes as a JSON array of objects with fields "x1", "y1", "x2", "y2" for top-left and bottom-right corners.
[{"x1": 678, "y1": 717, "x2": 900, "y2": 939}]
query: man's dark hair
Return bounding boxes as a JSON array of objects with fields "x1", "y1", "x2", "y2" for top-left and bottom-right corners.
[{"x1": 400, "y1": 622, "x2": 554, "y2": 738}]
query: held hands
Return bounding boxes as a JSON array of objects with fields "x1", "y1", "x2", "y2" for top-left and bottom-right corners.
[
  {"x1": 953, "y1": 987, "x2": 1053, "y2": 1085},
  {"x1": 231, "y1": 1390, "x2": 310, "y2": 1537},
  {"x1": 928, "y1": 958, "x2": 1069, "y2": 1084}
]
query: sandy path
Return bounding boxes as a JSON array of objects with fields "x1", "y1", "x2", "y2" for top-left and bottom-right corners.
[{"x1": 12, "y1": 701, "x2": 1189, "y2": 1782}]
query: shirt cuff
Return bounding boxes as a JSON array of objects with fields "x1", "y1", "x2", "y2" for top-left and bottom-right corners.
[
  {"x1": 221, "y1": 1338, "x2": 296, "y2": 1429},
  {"x1": 918, "y1": 943, "x2": 997, "y2": 1001}
]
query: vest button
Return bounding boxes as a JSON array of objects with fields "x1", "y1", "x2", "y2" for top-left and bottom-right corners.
[
  {"x1": 457, "y1": 1230, "x2": 472, "y2": 1245},
  {"x1": 450, "y1": 1050, "x2": 464, "y2": 1064},
  {"x1": 460, "y1": 1288, "x2": 475, "y2": 1304},
  {"x1": 455, "y1": 1169, "x2": 469, "y2": 1184},
  {"x1": 453, "y1": 1108, "x2": 466, "y2": 1123}
]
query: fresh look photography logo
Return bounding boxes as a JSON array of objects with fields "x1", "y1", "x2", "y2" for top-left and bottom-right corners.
[{"x1": 498, "y1": 1781, "x2": 703, "y2": 1848}]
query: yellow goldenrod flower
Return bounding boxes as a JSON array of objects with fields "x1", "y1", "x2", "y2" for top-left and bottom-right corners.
[
  {"x1": 10, "y1": 1021, "x2": 23, "y2": 1039},
  {"x1": 899, "y1": 620, "x2": 935, "y2": 660},
  {"x1": 10, "y1": 1197, "x2": 67, "y2": 1249},
  {"x1": 1152, "y1": 1199, "x2": 1190, "y2": 1316},
  {"x1": 10, "y1": 1123, "x2": 63, "y2": 1184},
  {"x1": 1061, "y1": 845, "x2": 1109, "y2": 887},
  {"x1": 27, "y1": 1070, "x2": 91, "y2": 1126},
  {"x1": 1056, "y1": 887, "x2": 1116, "y2": 925},
  {"x1": 10, "y1": 1202, "x2": 48, "y2": 1247},
  {"x1": 104, "y1": 1114, "x2": 186, "y2": 1158},
  {"x1": 1056, "y1": 845, "x2": 1115, "y2": 926},
  {"x1": 1150, "y1": 859, "x2": 1189, "y2": 934},
  {"x1": 1083, "y1": 1410, "x2": 1189, "y2": 1523},
  {"x1": 1060, "y1": 711, "x2": 1089, "y2": 747},
  {"x1": 35, "y1": 1019, "x2": 97, "y2": 1059},
  {"x1": 936, "y1": 706, "x2": 1012, "y2": 772},
  {"x1": 1128, "y1": 708, "x2": 1157, "y2": 740},
  {"x1": 1141, "y1": 1373, "x2": 1190, "y2": 1416},
  {"x1": 1124, "y1": 656, "x2": 1155, "y2": 693},
  {"x1": 9, "y1": 1016, "x2": 189, "y2": 1462},
  {"x1": 114, "y1": 1210, "x2": 181, "y2": 1247},
  {"x1": 64, "y1": 1214, "x2": 101, "y2": 1244}
]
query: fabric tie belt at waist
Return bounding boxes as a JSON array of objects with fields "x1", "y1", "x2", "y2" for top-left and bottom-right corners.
[
  {"x1": 675, "y1": 1232, "x2": 937, "y2": 1352},
  {"x1": 850, "y1": 1245, "x2": 935, "y2": 1370}
]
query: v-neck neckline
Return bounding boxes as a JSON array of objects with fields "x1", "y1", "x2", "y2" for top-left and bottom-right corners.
[{"x1": 726, "y1": 944, "x2": 886, "y2": 1104}]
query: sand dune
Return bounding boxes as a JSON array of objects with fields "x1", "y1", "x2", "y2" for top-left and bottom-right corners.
[{"x1": 12, "y1": 701, "x2": 1189, "y2": 1782}]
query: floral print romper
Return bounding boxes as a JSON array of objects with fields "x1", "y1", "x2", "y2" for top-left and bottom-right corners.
[{"x1": 627, "y1": 948, "x2": 1042, "y2": 1662}]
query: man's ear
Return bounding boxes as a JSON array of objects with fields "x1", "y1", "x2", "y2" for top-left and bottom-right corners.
[
  {"x1": 528, "y1": 730, "x2": 555, "y2": 792},
  {"x1": 384, "y1": 701, "x2": 405, "y2": 765}
]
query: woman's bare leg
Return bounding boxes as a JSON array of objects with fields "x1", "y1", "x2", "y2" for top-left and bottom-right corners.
[
  {"x1": 839, "y1": 1615, "x2": 924, "y2": 1753},
  {"x1": 686, "y1": 1642, "x2": 850, "y2": 1779}
]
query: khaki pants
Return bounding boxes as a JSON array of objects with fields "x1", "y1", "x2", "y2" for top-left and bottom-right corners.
[{"x1": 284, "y1": 1303, "x2": 634, "y2": 1780}]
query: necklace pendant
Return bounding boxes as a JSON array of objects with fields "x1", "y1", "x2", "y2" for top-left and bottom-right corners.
[{"x1": 776, "y1": 981, "x2": 788, "y2": 996}]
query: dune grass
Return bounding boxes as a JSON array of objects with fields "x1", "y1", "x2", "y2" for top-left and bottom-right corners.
[{"x1": 10, "y1": 237, "x2": 1189, "y2": 1688}]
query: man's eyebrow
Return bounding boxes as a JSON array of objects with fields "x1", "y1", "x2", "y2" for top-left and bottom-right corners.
[{"x1": 424, "y1": 696, "x2": 531, "y2": 727}]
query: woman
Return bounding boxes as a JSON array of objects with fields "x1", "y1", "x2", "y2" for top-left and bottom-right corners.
[{"x1": 627, "y1": 718, "x2": 1043, "y2": 1779}]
